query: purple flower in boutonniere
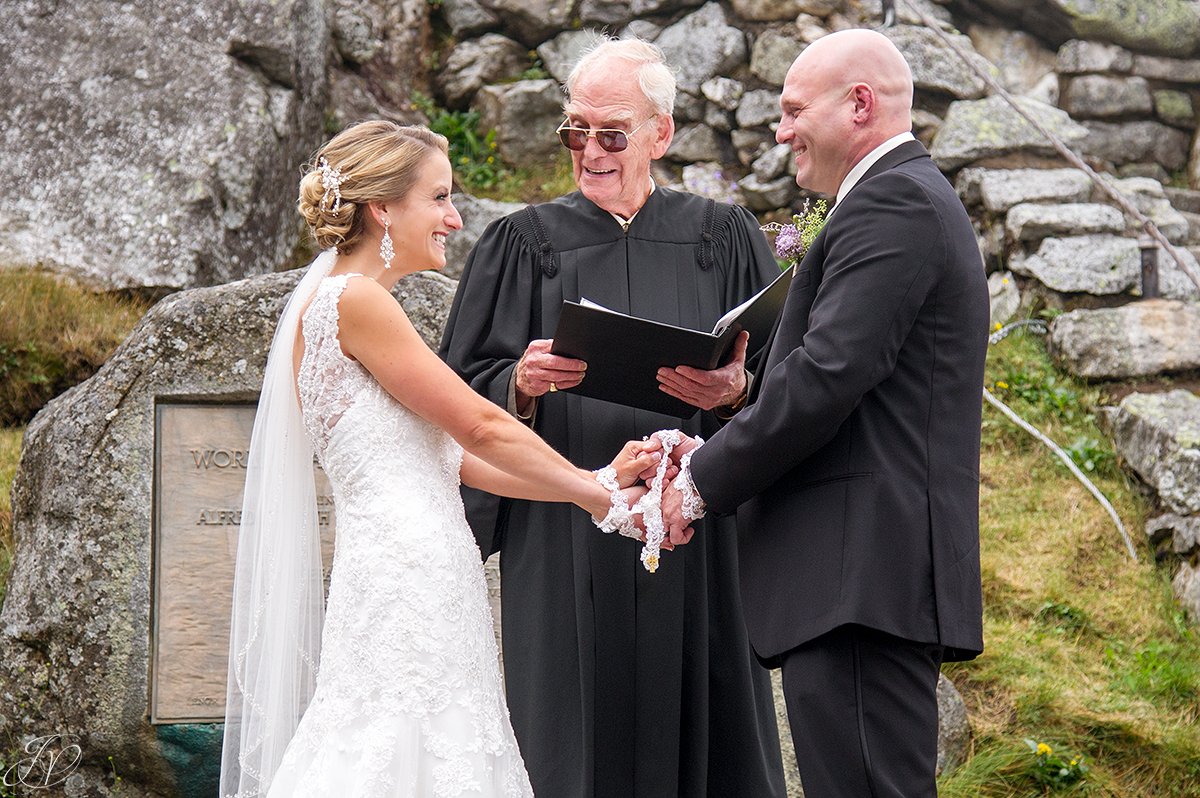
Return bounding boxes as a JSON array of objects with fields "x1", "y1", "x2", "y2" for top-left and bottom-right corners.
[{"x1": 761, "y1": 198, "x2": 829, "y2": 269}]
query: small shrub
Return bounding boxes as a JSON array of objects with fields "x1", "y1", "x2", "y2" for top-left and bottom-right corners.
[
  {"x1": 1024, "y1": 739, "x2": 1089, "y2": 789},
  {"x1": 412, "y1": 92, "x2": 511, "y2": 193}
]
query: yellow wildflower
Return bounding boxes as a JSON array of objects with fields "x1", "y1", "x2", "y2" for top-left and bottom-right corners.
[
  {"x1": 1037, "y1": 742, "x2": 1053, "y2": 756},
  {"x1": 996, "y1": 381, "x2": 1009, "y2": 390},
  {"x1": 993, "y1": 321, "x2": 1002, "y2": 331}
]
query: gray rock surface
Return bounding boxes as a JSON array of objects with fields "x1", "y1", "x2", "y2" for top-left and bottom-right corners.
[
  {"x1": 1010, "y1": 234, "x2": 1140, "y2": 294},
  {"x1": 1056, "y1": 39, "x2": 1133, "y2": 74},
  {"x1": 1153, "y1": 89, "x2": 1195, "y2": 128},
  {"x1": 580, "y1": 0, "x2": 632, "y2": 25},
  {"x1": 438, "y1": 34, "x2": 528, "y2": 108},
  {"x1": 884, "y1": 25, "x2": 997, "y2": 100},
  {"x1": 753, "y1": 144, "x2": 794, "y2": 182},
  {"x1": 666, "y1": 124, "x2": 725, "y2": 163},
  {"x1": 440, "y1": 0, "x2": 500, "y2": 38},
  {"x1": 0, "y1": 0, "x2": 329, "y2": 292},
  {"x1": 736, "y1": 89, "x2": 783, "y2": 129},
  {"x1": 1147, "y1": 512, "x2": 1200, "y2": 556},
  {"x1": 701, "y1": 76, "x2": 745, "y2": 111},
  {"x1": 936, "y1": 673, "x2": 971, "y2": 776},
  {"x1": 538, "y1": 30, "x2": 598, "y2": 83},
  {"x1": 1175, "y1": 561, "x2": 1200, "y2": 625},
  {"x1": 738, "y1": 173, "x2": 797, "y2": 212},
  {"x1": 988, "y1": 271, "x2": 1021, "y2": 325},
  {"x1": 750, "y1": 29, "x2": 805, "y2": 87},
  {"x1": 1050, "y1": 302, "x2": 1200, "y2": 379},
  {"x1": 1132, "y1": 53, "x2": 1200, "y2": 83},
  {"x1": 1063, "y1": 75, "x2": 1153, "y2": 119},
  {"x1": 1095, "y1": 176, "x2": 1190, "y2": 243},
  {"x1": 0, "y1": 266, "x2": 457, "y2": 795},
  {"x1": 332, "y1": 0, "x2": 432, "y2": 116},
  {"x1": 1081, "y1": 120, "x2": 1191, "y2": 172},
  {"x1": 445, "y1": 193, "x2": 525, "y2": 280},
  {"x1": 475, "y1": 79, "x2": 564, "y2": 168},
  {"x1": 654, "y1": 3, "x2": 748, "y2": 94},
  {"x1": 1104, "y1": 388, "x2": 1200, "y2": 515},
  {"x1": 730, "y1": 0, "x2": 803, "y2": 21},
  {"x1": 968, "y1": 26, "x2": 1058, "y2": 96},
  {"x1": 930, "y1": 96, "x2": 1088, "y2": 170},
  {"x1": 967, "y1": 0, "x2": 1200, "y2": 58},
  {"x1": 1005, "y1": 203, "x2": 1125, "y2": 242},
  {"x1": 480, "y1": 0, "x2": 576, "y2": 46},
  {"x1": 957, "y1": 168, "x2": 1093, "y2": 213}
]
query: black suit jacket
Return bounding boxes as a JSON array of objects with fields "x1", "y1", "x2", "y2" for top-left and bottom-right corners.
[{"x1": 690, "y1": 140, "x2": 988, "y2": 663}]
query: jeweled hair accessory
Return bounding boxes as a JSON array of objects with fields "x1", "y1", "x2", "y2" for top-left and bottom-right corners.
[{"x1": 318, "y1": 157, "x2": 348, "y2": 213}]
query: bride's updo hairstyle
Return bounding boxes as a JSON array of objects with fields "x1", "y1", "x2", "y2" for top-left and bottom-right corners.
[{"x1": 297, "y1": 120, "x2": 450, "y2": 254}]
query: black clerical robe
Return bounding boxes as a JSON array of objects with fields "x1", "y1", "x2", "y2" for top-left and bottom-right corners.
[{"x1": 440, "y1": 187, "x2": 786, "y2": 798}]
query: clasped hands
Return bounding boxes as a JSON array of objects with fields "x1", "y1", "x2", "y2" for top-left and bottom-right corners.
[{"x1": 603, "y1": 430, "x2": 704, "y2": 554}]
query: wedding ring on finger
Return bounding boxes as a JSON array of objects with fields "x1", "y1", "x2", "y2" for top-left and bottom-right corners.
[{"x1": 549, "y1": 382, "x2": 558, "y2": 392}]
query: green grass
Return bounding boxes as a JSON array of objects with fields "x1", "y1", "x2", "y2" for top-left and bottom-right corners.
[
  {"x1": 0, "y1": 269, "x2": 149, "y2": 426},
  {"x1": 0, "y1": 426, "x2": 22, "y2": 608},
  {"x1": 937, "y1": 326, "x2": 1200, "y2": 797}
]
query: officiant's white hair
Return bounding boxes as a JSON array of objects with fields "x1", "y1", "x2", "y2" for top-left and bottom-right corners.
[{"x1": 565, "y1": 35, "x2": 677, "y2": 116}]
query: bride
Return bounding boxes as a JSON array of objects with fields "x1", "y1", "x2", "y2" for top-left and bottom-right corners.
[{"x1": 219, "y1": 121, "x2": 658, "y2": 797}]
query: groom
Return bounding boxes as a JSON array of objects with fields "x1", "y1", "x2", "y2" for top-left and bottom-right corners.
[{"x1": 657, "y1": 29, "x2": 988, "y2": 798}]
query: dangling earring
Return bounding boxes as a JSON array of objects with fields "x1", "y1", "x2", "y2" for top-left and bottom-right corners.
[{"x1": 379, "y1": 216, "x2": 394, "y2": 270}]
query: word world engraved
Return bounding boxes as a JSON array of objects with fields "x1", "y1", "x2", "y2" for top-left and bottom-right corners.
[{"x1": 151, "y1": 402, "x2": 336, "y2": 724}]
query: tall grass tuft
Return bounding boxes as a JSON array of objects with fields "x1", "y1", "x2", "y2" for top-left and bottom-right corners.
[
  {"x1": 0, "y1": 426, "x2": 23, "y2": 607},
  {"x1": 0, "y1": 269, "x2": 149, "y2": 426}
]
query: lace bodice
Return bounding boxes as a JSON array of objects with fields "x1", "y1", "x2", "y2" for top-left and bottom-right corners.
[{"x1": 268, "y1": 274, "x2": 531, "y2": 797}]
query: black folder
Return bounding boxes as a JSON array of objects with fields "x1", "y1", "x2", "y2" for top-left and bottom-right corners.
[{"x1": 549, "y1": 266, "x2": 794, "y2": 417}]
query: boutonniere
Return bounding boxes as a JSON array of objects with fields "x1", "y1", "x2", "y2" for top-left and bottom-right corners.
[{"x1": 761, "y1": 198, "x2": 829, "y2": 270}]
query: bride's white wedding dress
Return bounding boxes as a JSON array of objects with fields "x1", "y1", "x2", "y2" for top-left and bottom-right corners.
[{"x1": 264, "y1": 273, "x2": 533, "y2": 797}]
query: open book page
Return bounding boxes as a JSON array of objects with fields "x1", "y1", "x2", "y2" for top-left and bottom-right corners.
[{"x1": 711, "y1": 265, "x2": 793, "y2": 335}]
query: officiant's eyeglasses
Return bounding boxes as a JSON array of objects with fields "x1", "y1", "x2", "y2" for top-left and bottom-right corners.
[{"x1": 556, "y1": 117, "x2": 656, "y2": 153}]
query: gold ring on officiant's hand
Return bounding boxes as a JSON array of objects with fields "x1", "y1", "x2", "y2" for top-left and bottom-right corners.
[{"x1": 549, "y1": 382, "x2": 558, "y2": 392}]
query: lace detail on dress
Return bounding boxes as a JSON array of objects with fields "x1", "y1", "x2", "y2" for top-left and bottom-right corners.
[{"x1": 275, "y1": 274, "x2": 532, "y2": 797}]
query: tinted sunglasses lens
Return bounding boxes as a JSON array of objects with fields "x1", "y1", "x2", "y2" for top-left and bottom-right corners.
[
  {"x1": 595, "y1": 130, "x2": 628, "y2": 152},
  {"x1": 557, "y1": 127, "x2": 582, "y2": 150}
]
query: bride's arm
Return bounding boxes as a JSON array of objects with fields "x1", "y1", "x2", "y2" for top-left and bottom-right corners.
[
  {"x1": 334, "y1": 278, "x2": 638, "y2": 517},
  {"x1": 460, "y1": 437, "x2": 661, "y2": 500}
]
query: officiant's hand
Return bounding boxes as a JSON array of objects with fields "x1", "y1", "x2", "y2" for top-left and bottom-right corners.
[
  {"x1": 515, "y1": 339, "x2": 587, "y2": 413},
  {"x1": 656, "y1": 330, "x2": 749, "y2": 411}
]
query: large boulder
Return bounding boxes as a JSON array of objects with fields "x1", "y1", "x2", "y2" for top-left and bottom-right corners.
[
  {"x1": 1049, "y1": 301, "x2": 1200, "y2": 378},
  {"x1": 538, "y1": 30, "x2": 598, "y2": 82},
  {"x1": 884, "y1": 25, "x2": 998, "y2": 100},
  {"x1": 331, "y1": 0, "x2": 434, "y2": 119},
  {"x1": 0, "y1": 266, "x2": 456, "y2": 796},
  {"x1": 963, "y1": 0, "x2": 1200, "y2": 58},
  {"x1": 439, "y1": 0, "x2": 500, "y2": 38},
  {"x1": 750, "y1": 29, "x2": 805, "y2": 87},
  {"x1": 1010, "y1": 234, "x2": 1141, "y2": 295},
  {"x1": 968, "y1": 26, "x2": 1058, "y2": 96},
  {"x1": 930, "y1": 96, "x2": 1088, "y2": 170},
  {"x1": 1080, "y1": 120, "x2": 1191, "y2": 171},
  {"x1": 478, "y1": 0, "x2": 577, "y2": 47},
  {"x1": 437, "y1": 33, "x2": 529, "y2": 109},
  {"x1": 654, "y1": 3, "x2": 748, "y2": 95},
  {"x1": 956, "y1": 167, "x2": 1093, "y2": 212},
  {"x1": 1062, "y1": 75, "x2": 1153, "y2": 118},
  {"x1": 1005, "y1": 202, "x2": 1125, "y2": 242},
  {"x1": 0, "y1": 0, "x2": 329, "y2": 292},
  {"x1": 1104, "y1": 389, "x2": 1200, "y2": 515},
  {"x1": 475, "y1": 79, "x2": 565, "y2": 169}
]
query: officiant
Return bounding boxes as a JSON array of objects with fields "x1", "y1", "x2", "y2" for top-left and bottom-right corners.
[{"x1": 439, "y1": 36, "x2": 786, "y2": 798}]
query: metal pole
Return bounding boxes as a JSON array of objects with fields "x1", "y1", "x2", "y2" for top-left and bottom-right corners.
[{"x1": 1140, "y1": 235, "x2": 1160, "y2": 299}]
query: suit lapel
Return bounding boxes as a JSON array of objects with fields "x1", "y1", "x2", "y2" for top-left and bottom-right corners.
[{"x1": 746, "y1": 140, "x2": 931, "y2": 406}]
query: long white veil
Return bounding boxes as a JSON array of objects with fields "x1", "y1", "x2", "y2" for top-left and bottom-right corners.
[{"x1": 220, "y1": 250, "x2": 337, "y2": 797}]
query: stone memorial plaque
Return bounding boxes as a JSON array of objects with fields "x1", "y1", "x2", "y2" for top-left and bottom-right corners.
[{"x1": 151, "y1": 402, "x2": 335, "y2": 724}]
